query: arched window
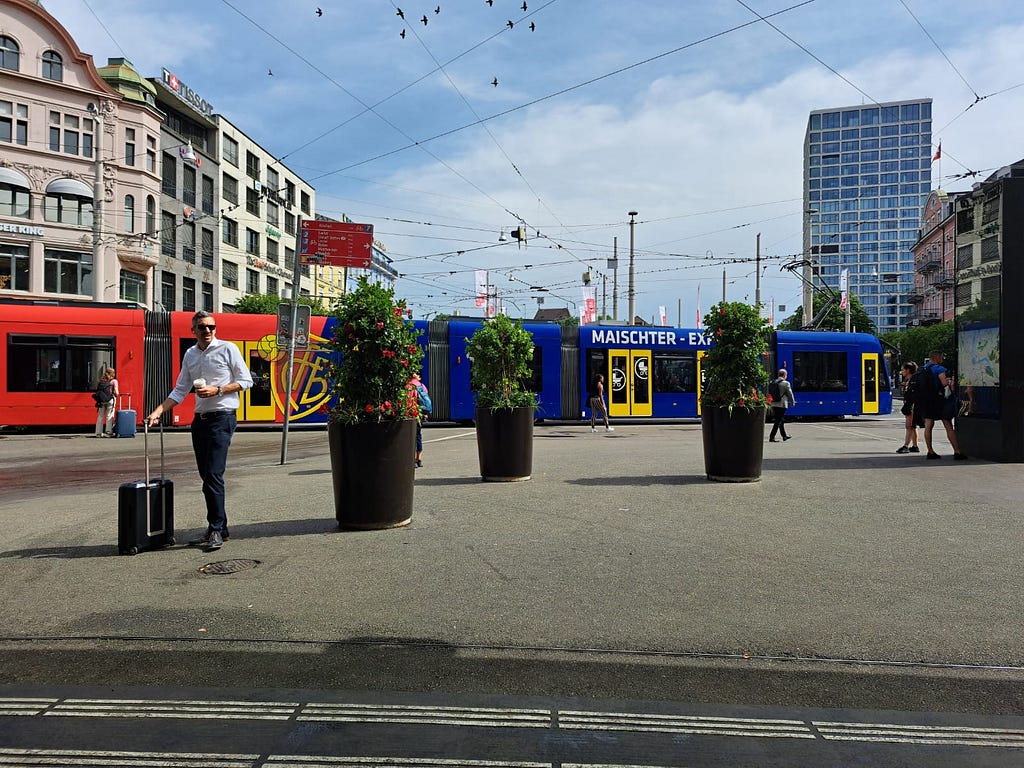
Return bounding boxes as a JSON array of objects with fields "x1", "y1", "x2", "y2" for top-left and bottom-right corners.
[
  {"x1": 146, "y1": 196, "x2": 156, "y2": 236},
  {"x1": 0, "y1": 36, "x2": 19, "y2": 72},
  {"x1": 124, "y1": 194, "x2": 135, "y2": 233},
  {"x1": 41, "y1": 50, "x2": 62, "y2": 81}
]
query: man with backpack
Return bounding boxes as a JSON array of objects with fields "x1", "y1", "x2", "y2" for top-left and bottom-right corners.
[
  {"x1": 768, "y1": 368, "x2": 795, "y2": 442},
  {"x1": 920, "y1": 351, "x2": 967, "y2": 460}
]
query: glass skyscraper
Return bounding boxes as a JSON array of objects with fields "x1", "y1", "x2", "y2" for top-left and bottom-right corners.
[{"x1": 802, "y1": 99, "x2": 933, "y2": 334}]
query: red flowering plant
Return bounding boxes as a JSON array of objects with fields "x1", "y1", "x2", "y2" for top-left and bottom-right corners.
[
  {"x1": 699, "y1": 301, "x2": 771, "y2": 413},
  {"x1": 325, "y1": 277, "x2": 424, "y2": 425}
]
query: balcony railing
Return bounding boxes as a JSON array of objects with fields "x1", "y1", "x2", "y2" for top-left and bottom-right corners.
[
  {"x1": 916, "y1": 256, "x2": 941, "y2": 274},
  {"x1": 907, "y1": 292, "x2": 924, "y2": 304}
]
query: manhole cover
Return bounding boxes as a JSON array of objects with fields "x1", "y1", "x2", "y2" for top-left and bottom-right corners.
[{"x1": 198, "y1": 559, "x2": 261, "y2": 575}]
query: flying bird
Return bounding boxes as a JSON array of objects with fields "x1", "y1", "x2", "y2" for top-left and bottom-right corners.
[
  {"x1": 315, "y1": 7, "x2": 322, "y2": 16},
  {"x1": 267, "y1": 68, "x2": 273, "y2": 76},
  {"x1": 529, "y1": 21, "x2": 535, "y2": 31},
  {"x1": 421, "y1": 14, "x2": 428, "y2": 24},
  {"x1": 396, "y1": 7, "x2": 404, "y2": 18},
  {"x1": 435, "y1": 5, "x2": 440, "y2": 13},
  {"x1": 521, "y1": 1, "x2": 527, "y2": 9},
  {"x1": 486, "y1": 0, "x2": 493, "y2": 5},
  {"x1": 400, "y1": 28, "x2": 406, "y2": 38},
  {"x1": 506, "y1": 19, "x2": 513, "y2": 28},
  {"x1": 492, "y1": 77, "x2": 498, "y2": 87}
]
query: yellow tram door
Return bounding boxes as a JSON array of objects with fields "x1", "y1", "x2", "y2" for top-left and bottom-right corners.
[
  {"x1": 861, "y1": 352, "x2": 880, "y2": 415},
  {"x1": 233, "y1": 341, "x2": 276, "y2": 422},
  {"x1": 696, "y1": 350, "x2": 707, "y2": 416},
  {"x1": 607, "y1": 349, "x2": 652, "y2": 417}
]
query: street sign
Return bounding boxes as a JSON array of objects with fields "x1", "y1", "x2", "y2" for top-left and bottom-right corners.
[
  {"x1": 300, "y1": 220, "x2": 373, "y2": 268},
  {"x1": 277, "y1": 302, "x2": 311, "y2": 348}
]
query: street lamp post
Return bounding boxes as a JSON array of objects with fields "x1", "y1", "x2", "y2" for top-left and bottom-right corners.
[{"x1": 627, "y1": 211, "x2": 637, "y2": 325}]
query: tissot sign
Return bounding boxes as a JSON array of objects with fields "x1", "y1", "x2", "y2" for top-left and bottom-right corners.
[{"x1": 161, "y1": 68, "x2": 214, "y2": 117}]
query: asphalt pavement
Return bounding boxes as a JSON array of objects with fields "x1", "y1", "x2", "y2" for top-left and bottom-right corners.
[{"x1": 1, "y1": 415, "x2": 1022, "y2": 767}]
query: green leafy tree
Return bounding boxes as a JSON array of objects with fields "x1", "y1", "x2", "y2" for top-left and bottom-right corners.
[
  {"x1": 776, "y1": 293, "x2": 875, "y2": 334},
  {"x1": 881, "y1": 321, "x2": 954, "y2": 370},
  {"x1": 465, "y1": 314, "x2": 538, "y2": 410},
  {"x1": 233, "y1": 293, "x2": 328, "y2": 316},
  {"x1": 325, "y1": 278, "x2": 423, "y2": 424},
  {"x1": 701, "y1": 301, "x2": 770, "y2": 413}
]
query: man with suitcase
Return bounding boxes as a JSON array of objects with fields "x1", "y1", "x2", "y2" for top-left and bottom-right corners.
[{"x1": 145, "y1": 311, "x2": 253, "y2": 550}]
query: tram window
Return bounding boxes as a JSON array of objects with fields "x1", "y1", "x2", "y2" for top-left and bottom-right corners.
[
  {"x1": 586, "y1": 351, "x2": 608, "y2": 392},
  {"x1": 7, "y1": 333, "x2": 115, "y2": 392},
  {"x1": 791, "y1": 351, "x2": 847, "y2": 392},
  {"x1": 526, "y1": 346, "x2": 542, "y2": 394},
  {"x1": 653, "y1": 352, "x2": 696, "y2": 393}
]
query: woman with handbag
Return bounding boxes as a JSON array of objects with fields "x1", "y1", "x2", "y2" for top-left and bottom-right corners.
[{"x1": 93, "y1": 367, "x2": 119, "y2": 437}]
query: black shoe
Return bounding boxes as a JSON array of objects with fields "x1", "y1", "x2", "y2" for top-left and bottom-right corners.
[
  {"x1": 205, "y1": 531, "x2": 223, "y2": 550},
  {"x1": 908, "y1": 447, "x2": 920, "y2": 453},
  {"x1": 768, "y1": 438, "x2": 778, "y2": 442},
  {"x1": 415, "y1": 459, "x2": 423, "y2": 468},
  {"x1": 953, "y1": 453, "x2": 968, "y2": 461},
  {"x1": 782, "y1": 435, "x2": 792, "y2": 441},
  {"x1": 190, "y1": 528, "x2": 229, "y2": 546},
  {"x1": 926, "y1": 452, "x2": 941, "y2": 460},
  {"x1": 896, "y1": 446, "x2": 910, "y2": 454}
]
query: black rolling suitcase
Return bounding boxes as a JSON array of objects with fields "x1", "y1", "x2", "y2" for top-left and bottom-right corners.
[{"x1": 117, "y1": 422, "x2": 175, "y2": 555}]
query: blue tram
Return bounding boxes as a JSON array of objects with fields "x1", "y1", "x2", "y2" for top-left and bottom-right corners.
[{"x1": 423, "y1": 320, "x2": 891, "y2": 422}]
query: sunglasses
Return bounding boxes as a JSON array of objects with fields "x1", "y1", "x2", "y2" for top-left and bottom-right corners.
[{"x1": 196, "y1": 324, "x2": 216, "y2": 332}]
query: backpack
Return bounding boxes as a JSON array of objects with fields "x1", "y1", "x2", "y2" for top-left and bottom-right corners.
[
  {"x1": 415, "y1": 383, "x2": 432, "y2": 415},
  {"x1": 914, "y1": 366, "x2": 942, "y2": 407},
  {"x1": 94, "y1": 379, "x2": 113, "y2": 405},
  {"x1": 768, "y1": 378, "x2": 782, "y2": 402}
]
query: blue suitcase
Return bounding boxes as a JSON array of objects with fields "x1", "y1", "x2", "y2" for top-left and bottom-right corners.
[
  {"x1": 117, "y1": 423, "x2": 174, "y2": 555},
  {"x1": 115, "y1": 409, "x2": 137, "y2": 438},
  {"x1": 114, "y1": 395, "x2": 137, "y2": 438}
]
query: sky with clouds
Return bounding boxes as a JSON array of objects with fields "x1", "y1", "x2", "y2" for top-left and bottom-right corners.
[{"x1": 47, "y1": 0, "x2": 1024, "y2": 323}]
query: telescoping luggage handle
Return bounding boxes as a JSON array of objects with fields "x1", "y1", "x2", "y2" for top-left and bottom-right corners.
[{"x1": 142, "y1": 419, "x2": 165, "y2": 518}]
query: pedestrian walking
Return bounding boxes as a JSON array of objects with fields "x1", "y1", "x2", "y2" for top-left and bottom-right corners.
[
  {"x1": 92, "y1": 367, "x2": 118, "y2": 437},
  {"x1": 896, "y1": 361, "x2": 921, "y2": 453},
  {"x1": 144, "y1": 311, "x2": 254, "y2": 550},
  {"x1": 410, "y1": 373, "x2": 431, "y2": 467},
  {"x1": 768, "y1": 368, "x2": 795, "y2": 442},
  {"x1": 588, "y1": 373, "x2": 613, "y2": 432},
  {"x1": 921, "y1": 351, "x2": 967, "y2": 461}
]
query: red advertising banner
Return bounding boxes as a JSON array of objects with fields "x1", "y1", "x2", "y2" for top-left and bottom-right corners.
[{"x1": 300, "y1": 220, "x2": 374, "y2": 268}]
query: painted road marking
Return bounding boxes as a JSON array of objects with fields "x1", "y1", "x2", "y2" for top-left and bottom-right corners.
[
  {"x1": 298, "y1": 703, "x2": 550, "y2": 728},
  {"x1": 561, "y1": 710, "x2": 814, "y2": 739},
  {"x1": 2, "y1": 697, "x2": 1024, "y2": 750}
]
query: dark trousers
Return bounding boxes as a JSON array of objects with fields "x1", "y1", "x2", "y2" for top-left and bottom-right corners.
[
  {"x1": 190, "y1": 411, "x2": 237, "y2": 533},
  {"x1": 769, "y1": 406, "x2": 789, "y2": 440}
]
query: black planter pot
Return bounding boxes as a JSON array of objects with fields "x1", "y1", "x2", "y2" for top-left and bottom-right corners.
[
  {"x1": 701, "y1": 406, "x2": 766, "y2": 482},
  {"x1": 475, "y1": 406, "x2": 534, "y2": 481},
  {"x1": 328, "y1": 419, "x2": 416, "y2": 529}
]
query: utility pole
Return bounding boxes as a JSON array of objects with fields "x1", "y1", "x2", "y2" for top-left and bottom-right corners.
[
  {"x1": 280, "y1": 214, "x2": 303, "y2": 465},
  {"x1": 601, "y1": 273, "x2": 607, "y2": 322},
  {"x1": 627, "y1": 211, "x2": 637, "y2": 325},
  {"x1": 722, "y1": 268, "x2": 726, "y2": 302},
  {"x1": 612, "y1": 237, "x2": 619, "y2": 321},
  {"x1": 755, "y1": 232, "x2": 761, "y2": 316}
]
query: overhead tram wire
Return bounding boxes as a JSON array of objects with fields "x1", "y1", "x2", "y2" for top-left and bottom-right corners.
[
  {"x1": 272, "y1": 0, "x2": 561, "y2": 166},
  {"x1": 81, "y1": 0, "x2": 128, "y2": 58},
  {"x1": 897, "y1": 0, "x2": 979, "y2": 101},
  {"x1": 218, "y1": 0, "x2": 525, "y2": 228},
  {"x1": 219, "y1": 0, "x2": 593, "y2": 269},
  {"x1": 384, "y1": 0, "x2": 571, "y2": 252},
  {"x1": 308, "y1": 0, "x2": 820, "y2": 181}
]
